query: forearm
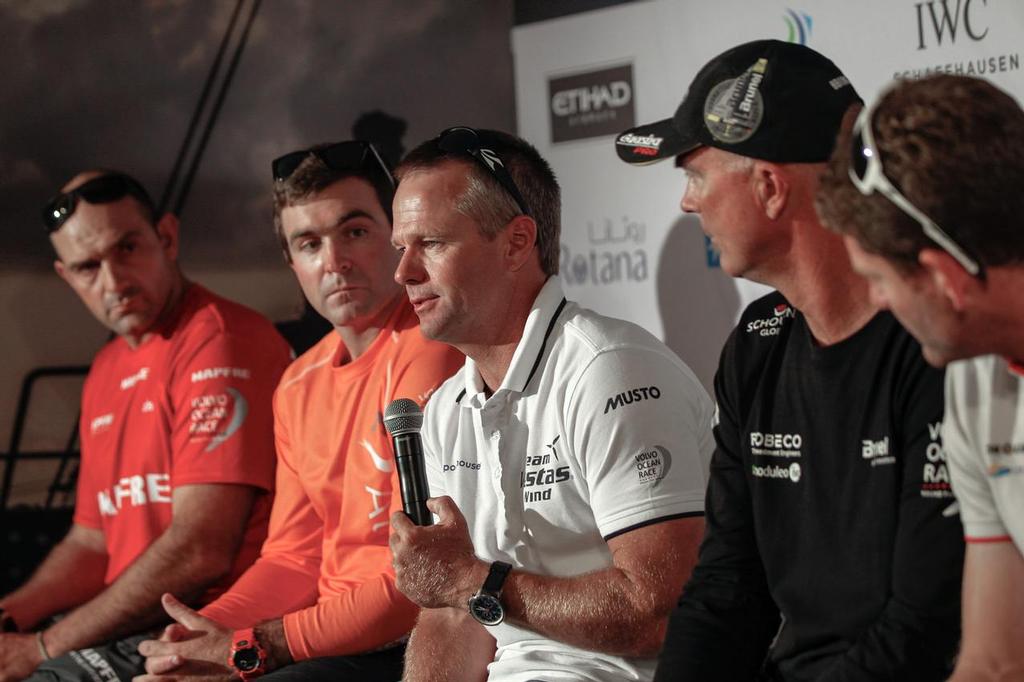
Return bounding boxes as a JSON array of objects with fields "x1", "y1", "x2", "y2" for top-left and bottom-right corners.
[
  {"x1": 200, "y1": 556, "x2": 320, "y2": 630},
  {"x1": 947, "y1": 543, "x2": 1024, "y2": 682},
  {"x1": 499, "y1": 562, "x2": 670, "y2": 657},
  {"x1": 44, "y1": 524, "x2": 234, "y2": 655},
  {"x1": 403, "y1": 607, "x2": 493, "y2": 682},
  {"x1": 395, "y1": 506, "x2": 698, "y2": 660},
  {"x1": 283, "y1": 573, "x2": 417, "y2": 661},
  {"x1": 0, "y1": 529, "x2": 107, "y2": 630}
]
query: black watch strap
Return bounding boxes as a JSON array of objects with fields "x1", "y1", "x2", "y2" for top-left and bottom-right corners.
[{"x1": 482, "y1": 561, "x2": 512, "y2": 594}]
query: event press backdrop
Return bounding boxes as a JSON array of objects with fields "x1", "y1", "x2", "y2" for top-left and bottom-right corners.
[{"x1": 512, "y1": 0, "x2": 1023, "y2": 392}]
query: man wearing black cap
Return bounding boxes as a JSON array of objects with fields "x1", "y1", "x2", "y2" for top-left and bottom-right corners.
[{"x1": 616, "y1": 40, "x2": 964, "y2": 681}]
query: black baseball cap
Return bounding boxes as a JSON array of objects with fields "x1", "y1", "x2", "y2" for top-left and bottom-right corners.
[{"x1": 616, "y1": 39, "x2": 861, "y2": 165}]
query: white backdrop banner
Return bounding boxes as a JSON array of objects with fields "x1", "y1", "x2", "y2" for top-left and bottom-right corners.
[{"x1": 512, "y1": 0, "x2": 1023, "y2": 391}]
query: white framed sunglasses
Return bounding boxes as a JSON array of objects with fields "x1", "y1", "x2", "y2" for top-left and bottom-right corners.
[{"x1": 848, "y1": 105, "x2": 983, "y2": 277}]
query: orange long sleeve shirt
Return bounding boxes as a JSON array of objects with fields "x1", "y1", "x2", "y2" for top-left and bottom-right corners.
[{"x1": 201, "y1": 299, "x2": 463, "y2": 660}]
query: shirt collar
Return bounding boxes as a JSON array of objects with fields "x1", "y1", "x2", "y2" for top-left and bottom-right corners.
[{"x1": 458, "y1": 276, "x2": 568, "y2": 407}]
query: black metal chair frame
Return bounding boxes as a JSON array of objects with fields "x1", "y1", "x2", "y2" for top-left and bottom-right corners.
[{"x1": 1, "y1": 365, "x2": 89, "y2": 511}]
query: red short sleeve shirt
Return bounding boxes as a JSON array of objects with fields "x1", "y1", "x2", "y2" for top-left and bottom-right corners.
[{"x1": 74, "y1": 285, "x2": 291, "y2": 592}]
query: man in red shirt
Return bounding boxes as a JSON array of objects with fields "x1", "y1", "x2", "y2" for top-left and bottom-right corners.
[
  {"x1": 0, "y1": 171, "x2": 291, "y2": 681},
  {"x1": 136, "y1": 142, "x2": 463, "y2": 680}
]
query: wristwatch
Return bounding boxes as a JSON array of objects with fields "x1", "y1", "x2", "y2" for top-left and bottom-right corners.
[
  {"x1": 227, "y1": 628, "x2": 267, "y2": 679},
  {"x1": 468, "y1": 560, "x2": 513, "y2": 626}
]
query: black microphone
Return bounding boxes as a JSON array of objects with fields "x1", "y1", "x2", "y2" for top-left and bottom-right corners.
[{"x1": 383, "y1": 398, "x2": 433, "y2": 526}]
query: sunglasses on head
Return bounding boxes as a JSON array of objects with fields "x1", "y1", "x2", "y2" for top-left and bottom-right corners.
[
  {"x1": 436, "y1": 126, "x2": 531, "y2": 217},
  {"x1": 42, "y1": 173, "x2": 156, "y2": 234},
  {"x1": 848, "y1": 105, "x2": 983, "y2": 277},
  {"x1": 271, "y1": 140, "x2": 395, "y2": 188}
]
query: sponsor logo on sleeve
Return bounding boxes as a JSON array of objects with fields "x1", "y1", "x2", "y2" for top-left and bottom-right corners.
[
  {"x1": 922, "y1": 421, "x2": 954, "y2": 497},
  {"x1": 635, "y1": 446, "x2": 672, "y2": 485},
  {"x1": 190, "y1": 366, "x2": 252, "y2": 383},
  {"x1": 120, "y1": 367, "x2": 150, "y2": 390},
  {"x1": 90, "y1": 413, "x2": 115, "y2": 434},
  {"x1": 604, "y1": 386, "x2": 661, "y2": 414},
  {"x1": 984, "y1": 439, "x2": 1024, "y2": 478},
  {"x1": 187, "y1": 387, "x2": 249, "y2": 452}
]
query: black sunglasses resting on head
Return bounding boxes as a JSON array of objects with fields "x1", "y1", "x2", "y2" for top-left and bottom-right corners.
[
  {"x1": 436, "y1": 126, "x2": 531, "y2": 217},
  {"x1": 271, "y1": 140, "x2": 395, "y2": 188},
  {"x1": 42, "y1": 173, "x2": 156, "y2": 234}
]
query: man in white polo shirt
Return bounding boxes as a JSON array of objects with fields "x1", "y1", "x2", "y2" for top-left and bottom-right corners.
[
  {"x1": 815, "y1": 74, "x2": 1024, "y2": 681},
  {"x1": 388, "y1": 127, "x2": 714, "y2": 682}
]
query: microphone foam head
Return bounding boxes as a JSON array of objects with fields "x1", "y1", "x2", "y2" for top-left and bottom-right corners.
[{"x1": 383, "y1": 398, "x2": 424, "y2": 435}]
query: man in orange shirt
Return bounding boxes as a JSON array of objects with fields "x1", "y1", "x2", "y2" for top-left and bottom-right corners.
[
  {"x1": 0, "y1": 171, "x2": 290, "y2": 681},
  {"x1": 137, "y1": 141, "x2": 463, "y2": 680}
]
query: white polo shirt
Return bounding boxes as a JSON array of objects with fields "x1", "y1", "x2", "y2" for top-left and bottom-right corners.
[
  {"x1": 422, "y1": 276, "x2": 715, "y2": 682},
  {"x1": 944, "y1": 355, "x2": 1024, "y2": 553}
]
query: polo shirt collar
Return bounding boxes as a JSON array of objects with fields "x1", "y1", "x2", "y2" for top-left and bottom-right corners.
[{"x1": 458, "y1": 276, "x2": 568, "y2": 407}]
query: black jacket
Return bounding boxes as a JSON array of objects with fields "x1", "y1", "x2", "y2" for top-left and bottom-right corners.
[{"x1": 656, "y1": 293, "x2": 963, "y2": 682}]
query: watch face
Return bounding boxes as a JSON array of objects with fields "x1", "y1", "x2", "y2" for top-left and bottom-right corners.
[
  {"x1": 469, "y1": 594, "x2": 504, "y2": 626},
  {"x1": 233, "y1": 647, "x2": 261, "y2": 672}
]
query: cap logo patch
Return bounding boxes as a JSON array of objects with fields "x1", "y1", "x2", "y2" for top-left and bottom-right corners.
[
  {"x1": 703, "y1": 57, "x2": 767, "y2": 145},
  {"x1": 616, "y1": 132, "x2": 664, "y2": 157}
]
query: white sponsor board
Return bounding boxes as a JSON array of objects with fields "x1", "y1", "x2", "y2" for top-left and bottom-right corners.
[{"x1": 513, "y1": 0, "x2": 1024, "y2": 392}]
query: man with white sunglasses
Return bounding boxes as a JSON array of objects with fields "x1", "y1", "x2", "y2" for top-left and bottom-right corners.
[
  {"x1": 817, "y1": 73, "x2": 1024, "y2": 681},
  {"x1": 617, "y1": 40, "x2": 964, "y2": 680}
]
